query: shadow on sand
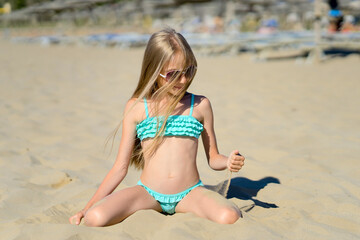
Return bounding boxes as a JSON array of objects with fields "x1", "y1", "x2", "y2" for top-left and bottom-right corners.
[{"x1": 205, "y1": 176, "x2": 281, "y2": 212}]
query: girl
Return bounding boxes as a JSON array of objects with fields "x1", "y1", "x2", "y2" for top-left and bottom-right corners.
[{"x1": 69, "y1": 28, "x2": 245, "y2": 226}]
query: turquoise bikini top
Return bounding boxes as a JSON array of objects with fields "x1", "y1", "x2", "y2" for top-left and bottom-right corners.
[{"x1": 136, "y1": 94, "x2": 204, "y2": 141}]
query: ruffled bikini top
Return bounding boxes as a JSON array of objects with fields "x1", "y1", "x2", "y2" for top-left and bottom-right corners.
[{"x1": 136, "y1": 94, "x2": 204, "y2": 141}]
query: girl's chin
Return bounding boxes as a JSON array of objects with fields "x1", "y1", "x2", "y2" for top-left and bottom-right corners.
[{"x1": 169, "y1": 87, "x2": 183, "y2": 96}]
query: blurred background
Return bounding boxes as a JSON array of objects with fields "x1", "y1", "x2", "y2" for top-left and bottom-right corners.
[
  {"x1": 1, "y1": 2, "x2": 360, "y2": 239},
  {"x1": 1, "y1": 0, "x2": 360, "y2": 59}
]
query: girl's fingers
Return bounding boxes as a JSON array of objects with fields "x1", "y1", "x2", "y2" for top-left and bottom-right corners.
[
  {"x1": 229, "y1": 161, "x2": 244, "y2": 171},
  {"x1": 229, "y1": 163, "x2": 242, "y2": 169},
  {"x1": 75, "y1": 216, "x2": 82, "y2": 225},
  {"x1": 70, "y1": 216, "x2": 78, "y2": 225},
  {"x1": 230, "y1": 166, "x2": 241, "y2": 171},
  {"x1": 234, "y1": 155, "x2": 245, "y2": 161},
  {"x1": 69, "y1": 213, "x2": 83, "y2": 225},
  {"x1": 227, "y1": 150, "x2": 245, "y2": 171},
  {"x1": 69, "y1": 216, "x2": 76, "y2": 224},
  {"x1": 230, "y1": 150, "x2": 239, "y2": 159},
  {"x1": 230, "y1": 158, "x2": 244, "y2": 165}
]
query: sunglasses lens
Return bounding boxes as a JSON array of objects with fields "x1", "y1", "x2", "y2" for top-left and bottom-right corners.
[
  {"x1": 185, "y1": 66, "x2": 196, "y2": 79},
  {"x1": 166, "y1": 71, "x2": 180, "y2": 81},
  {"x1": 163, "y1": 66, "x2": 196, "y2": 82}
]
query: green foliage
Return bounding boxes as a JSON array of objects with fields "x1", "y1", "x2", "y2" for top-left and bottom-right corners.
[
  {"x1": 13, "y1": 0, "x2": 27, "y2": 10},
  {"x1": 7, "y1": 0, "x2": 58, "y2": 11}
]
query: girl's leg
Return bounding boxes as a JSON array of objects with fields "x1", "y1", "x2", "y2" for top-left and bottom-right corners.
[
  {"x1": 84, "y1": 185, "x2": 162, "y2": 227},
  {"x1": 175, "y1": 187, "x2": 242, "y2": 224}
]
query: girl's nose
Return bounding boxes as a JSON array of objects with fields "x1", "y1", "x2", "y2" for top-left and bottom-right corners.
[{"x1": 179, "y1": 74, "x2": 187, "y2": 84}]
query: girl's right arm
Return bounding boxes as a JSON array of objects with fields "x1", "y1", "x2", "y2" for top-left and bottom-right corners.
[{"x1": 69, "y1": 99, "x2": 138, "y2": 225}]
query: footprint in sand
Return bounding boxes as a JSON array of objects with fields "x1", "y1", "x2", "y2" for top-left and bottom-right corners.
[
  {"x1": 15, "y1": 202, "x2": 74, "y2": 224},
  {"x1": 28, "y1": 169, "x2": 73, "y2": 189},
  {"x1": 26, "y1": 151, "x2": 73, "y2": 189},
  {"x1": 50, "y1": 172, "x2": 73, "y2": 189},
  {"x1": 29, "y1": 154, "x2": 43, "y2": 165}
]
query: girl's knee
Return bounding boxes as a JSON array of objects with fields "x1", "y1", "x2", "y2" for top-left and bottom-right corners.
[
  {"x1": 217, "y1": 207, "x2": 241, "y2": 224},
  {"x1": 83, "y1": 208, "x2": 108, "y2": 227}
]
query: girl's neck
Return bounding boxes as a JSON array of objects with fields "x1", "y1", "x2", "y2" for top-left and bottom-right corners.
[
  {"x1": 150, "y1": 91, "x2": 188, "y2": 102},
  {"x1": 148, "y1": 92, "x2": 189, "y2": 116}
]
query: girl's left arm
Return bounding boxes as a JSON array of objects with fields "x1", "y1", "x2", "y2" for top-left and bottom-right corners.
[{"x1": 200, "y1": 97, "x2": 245, "y2": 172}]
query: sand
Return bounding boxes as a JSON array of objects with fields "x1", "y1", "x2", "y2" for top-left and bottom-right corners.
[{"x1": 0, "y1": 39, "x2": 359, "y2": 240}]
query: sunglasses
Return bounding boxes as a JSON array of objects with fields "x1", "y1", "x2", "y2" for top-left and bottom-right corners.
[{"x1": 159, "y1": 66, "x2": 197, "y2": 82}]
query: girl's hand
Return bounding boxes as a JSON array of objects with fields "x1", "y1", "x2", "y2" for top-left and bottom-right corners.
[
  {"x1": 69, "y1": 210, "x2": 86, "y2": 225},
  {"x1": 227, "y1": 150, "x2": 245, "y2": 172}
]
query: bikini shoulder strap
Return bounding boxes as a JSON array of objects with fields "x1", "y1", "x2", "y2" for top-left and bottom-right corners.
[
  {"x1": 189, "y1": 94, "x2": 194, "y2": 116},
  {"x1": 143, "y1": 98, "x2": 149, "y2": 118}
]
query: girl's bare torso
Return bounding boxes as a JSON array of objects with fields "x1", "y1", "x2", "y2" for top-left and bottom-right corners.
[
  {"x1": 141, "y1": 136, "x2": 200, "y2": 194},
  {"x1": 138, "y1": 94, "x2": 202, "y2": 194}
]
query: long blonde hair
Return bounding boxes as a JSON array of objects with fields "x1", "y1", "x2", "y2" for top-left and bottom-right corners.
[{"x1": 107, "y1": 28, "x2": 197, "y2": 170}]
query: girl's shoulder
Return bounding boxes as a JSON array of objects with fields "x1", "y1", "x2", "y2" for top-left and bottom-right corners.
[
  {"x1": 190, "y1": 93, "x2": 211, "y2": 108},
  {"x1": 124, "y1": 97, "x2": 147, "y2": 123},
  {"x1": 189, "y1": 93, "x2": 213, "y2": 119},
  {"x1": 125, "y1": 97, "x2": 143, "y2": 111},
  {"x1": 189, "y1": 93, "x2": 213, "y2": 122}
]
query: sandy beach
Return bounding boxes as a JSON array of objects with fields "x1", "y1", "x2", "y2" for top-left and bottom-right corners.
[{"x1": 0, "y1": 39, "x2": 359, "y2": 239}]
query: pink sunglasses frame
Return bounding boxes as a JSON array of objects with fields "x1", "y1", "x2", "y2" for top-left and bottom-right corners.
[{"x1": 159, "y1": 66, "x2": 197, "y2": 82}]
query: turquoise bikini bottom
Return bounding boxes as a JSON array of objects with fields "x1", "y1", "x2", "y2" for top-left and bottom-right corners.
[{"x1": 137, "y1": 180, "x2": 204, "y2": 214}]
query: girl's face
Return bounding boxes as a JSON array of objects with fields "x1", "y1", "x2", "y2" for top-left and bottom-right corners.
[{"x1": 158, "y1": 52, "x2": 192, "y2": 96}]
